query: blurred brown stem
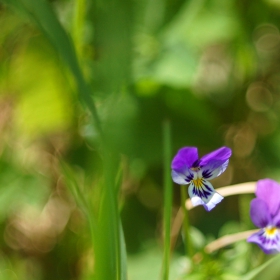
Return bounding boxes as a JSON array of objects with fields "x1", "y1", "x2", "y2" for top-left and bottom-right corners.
[
  {"x1": 204, "y1": 229, "x2": 258, "y2": 253},
  {"x1": 171, "y1": 182, "x2": 256, "y2": 251}
]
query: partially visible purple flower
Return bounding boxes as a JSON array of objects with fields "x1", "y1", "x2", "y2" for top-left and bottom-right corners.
[
  {"x1": 247, "y1": 179, "x2": 280, "y2": 254},
  {"x1": 171, "y1": 146, "x2": 232, "y2": 211}
]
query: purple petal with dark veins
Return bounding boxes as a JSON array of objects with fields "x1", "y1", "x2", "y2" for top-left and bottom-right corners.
[
  {"x1": 256, "y1": 179, "x2": 280, "y2": 217},
  {"x1": 171, "y1": 170, "x2": 194, "y2": 185},
  {"x1": 201, "y1": 159, "x2": 230, "y2": 180},
  {"x1": 247, "y1": 229, "x2": 280, "y2": 254},
  {"x1": 250, "y1": 198, "x2": 271, "y2": 228},
  {"x1": 171, "y1": 147, "x2": 198, "y2": 173},
  {"x1": 199, "y1": 147, "x2": 231, "y2": 180}
]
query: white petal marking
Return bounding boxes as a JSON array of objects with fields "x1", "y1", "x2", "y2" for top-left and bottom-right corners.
[
  {"x1": 171, "y1": 170, "x2": 188, "y2": 185},
  {"x1": 188, "y1": 180, "x2": 223, "y2": 211}
]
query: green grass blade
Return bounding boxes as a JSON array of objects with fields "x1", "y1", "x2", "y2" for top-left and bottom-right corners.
[
  {"x1": 161, "y1": 120, "x2": 173, "y2": 280},
  {"x1": 72, "y1": 0, "x2": 86, "y2": 57},
  {"x1": 94, "y1": 150, "x2": 124, "y2": 280},
  {"x1": 120, "y1": 222, "x2": 128, "y2": 280},
  {"x1": 92, "y1": 0, "x2": 132, "y2": 93},
  {"x1": 1, "y1": 1, "x2": 129, "y2": 279},
  {"x1": 2, "y1": 0, "x2": 102, "y2": 137},
  {"x1": 241, "y1": 254, "x2": 280, "y2": 280},
  {"x1": 61, "y1": 151, "x2": 125, "y2": 280}
]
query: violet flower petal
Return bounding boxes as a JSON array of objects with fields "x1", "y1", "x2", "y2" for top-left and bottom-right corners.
[
  {"x1": 201, "y1": 159, "x2": 229, "y2": 180},
  {"x1": 199, "y1": 146, "x2": 232, "y2": 166},
  {"x1": 250, "y1": 198, "x2": 271, "y2": 228},
  {"x1": 188, "y1": 180, "x2": 223, "y2": 211},
  {"x1": 247, "y1": 229, "x2": 280, "y2": 254},
  {"x1": 199, "y1": 147, "x2": 232, "y2": 179},
  {"x1": 273, "y1": 210, "x2": 280, "y2": 228},
  {"x1": 171, "y1": 147, "x2": 198, "y2": 173},
  {"x1": 256, "y1": 179, "x2": 280, "y2": 217}
]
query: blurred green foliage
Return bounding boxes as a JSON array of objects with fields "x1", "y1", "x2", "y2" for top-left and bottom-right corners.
[{"x1": 0, "y1": 0, "x2": 279, "y2": 279}]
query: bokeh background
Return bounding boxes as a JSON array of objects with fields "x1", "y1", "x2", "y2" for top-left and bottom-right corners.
[{"x1": 0, "y1": 0, "x2": 280, "y2": 279}]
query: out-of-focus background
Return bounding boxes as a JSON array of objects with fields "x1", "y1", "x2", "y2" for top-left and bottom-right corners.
[{"x1": 0, "y1": 0, "x2": 280, "y2": 279}]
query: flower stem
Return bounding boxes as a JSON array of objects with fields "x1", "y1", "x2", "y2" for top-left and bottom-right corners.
[
  {"x1": 204, "y1": 229, "x2": 258, "y2": 253},
  {"x1": 161, "y1": 120, "x2": 172, "y2": 280},
  {"x1": 180, "y1": 185, "x2": 193, "y2": 258}
]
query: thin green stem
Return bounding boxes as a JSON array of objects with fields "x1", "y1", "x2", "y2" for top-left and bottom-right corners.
[
  {"x1": 105, "y1": 162, "x2": 121, "y2": 280},
  {"x1": 180, "y1": 185, "x2": 193, "y2": 258},
  {"x1": 72, "y1": 0, "x2": 86, "y2": 57},
  {"x1": 161, "y1": 120, "x2": 172, "y2": 280}
]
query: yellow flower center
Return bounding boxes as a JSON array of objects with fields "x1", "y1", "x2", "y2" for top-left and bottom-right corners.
[
  {"x1": 192, "y1": 178, "x2": 203, "y2": 188},
  {"x1": 265, "y1": 227, "x2": 277, "y2": 236}
]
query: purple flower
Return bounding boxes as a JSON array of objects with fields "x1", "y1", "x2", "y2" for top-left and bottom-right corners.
[
  {"x1": 247, "y1": 179, "x2": 280, "y2": 254},
  {"x1": 171, "y1": 146, "x2": 232, "y2": 211}
]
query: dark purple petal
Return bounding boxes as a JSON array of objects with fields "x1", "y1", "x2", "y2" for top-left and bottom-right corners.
[
  {"x1": 250, "y1": 198, "x2": 271, "y2": 228},
  {"x1": 199, "y1": 147, "x2": 232, "y2": 166},
  {"x1": 199, "y1": 147, "x2": 231, "y2": 179},
  {"x1": 171, "y1": 147, "x2": 198, "y2": 173},
  {"x1": 256, "y1": 179, "x2": 280, "y2": 217},
  {"x1": 247, "y1": 229, "x2": 280, "y2": 254}
]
